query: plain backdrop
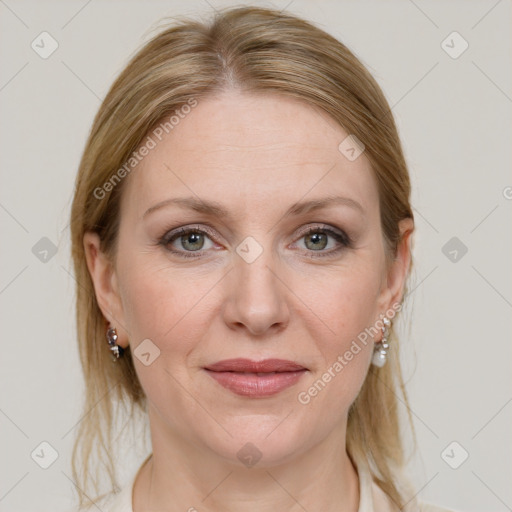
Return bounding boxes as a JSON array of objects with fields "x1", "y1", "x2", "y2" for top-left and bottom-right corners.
[{"x1": 1, "y1": 1, "x2": 511, "y2": 511}]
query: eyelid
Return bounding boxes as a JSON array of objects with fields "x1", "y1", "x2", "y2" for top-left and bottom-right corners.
[
  {"x1": 162, "y1": 223, "x2": 347, "y2": 242},
  {"x1": 286, "y1": 224, "x2": 352, "y2": 261},
  {"x1": 159, "y1": 225, "x2": 221, "y2": 260},
  {"x1": 293, "y1": 223, "x2": 351, "y2": 244},
  {"x1": 159, "y1": 222, "x2": 351, "y2": 259},
  {"x1": 162, "y1": 224, "x2": 219, "y2": 243}
]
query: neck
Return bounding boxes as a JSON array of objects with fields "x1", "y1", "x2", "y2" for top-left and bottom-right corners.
[{"x1": 133, "y1": 410, "x2": 360, "y2": 512}]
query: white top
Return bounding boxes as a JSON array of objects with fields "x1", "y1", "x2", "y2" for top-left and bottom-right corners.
[{"x1": 93, "y1": 455, "x2": 457, "y2": 512}]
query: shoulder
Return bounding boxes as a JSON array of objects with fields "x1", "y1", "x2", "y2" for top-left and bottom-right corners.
[
  {"x1": 86, "y1": 453, "x2": 150, "y2": 512},
  {"x1": 371, "y1": 475, "x2": 459, "y2": 512},
  {"x1": 97, "y1": 485, "x2": 132, "y2": 512},
  {"x1": 67, "y1": 483, "x2": 132, "y2": 512},
  {"x1": 68, "y1": 493, "x2": 129, "y2": 512},
  {"x1": 418, "y1": 501, "x2": 461, "y2": 512}
]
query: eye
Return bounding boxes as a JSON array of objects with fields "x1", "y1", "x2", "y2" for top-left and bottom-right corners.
[
  {"x1": 160, "y1": 226, "x2": 217, "y2": 257},
  {"x1": 159, "y1": 224, "x2": 351, "y2": 260},
  {"x1": 292, "y1": 225, "x2": 351, "y2": 256},
  {"x1": 304, "y1": 231, "x2": 330, "y2": 251}
]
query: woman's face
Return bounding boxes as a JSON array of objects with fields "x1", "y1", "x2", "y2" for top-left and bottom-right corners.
[{"x1": 86, "y1": 91, "x2": 412, "y2": 466}]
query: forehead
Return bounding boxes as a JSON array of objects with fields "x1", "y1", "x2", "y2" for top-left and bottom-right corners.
[{"x1": 121, "y1": 91, "x2": 378, "y2": 220}]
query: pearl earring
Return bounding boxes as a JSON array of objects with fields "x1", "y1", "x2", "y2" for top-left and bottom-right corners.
[{"x1": 371, "y1": 317, "x2": 391, "y2": 367}]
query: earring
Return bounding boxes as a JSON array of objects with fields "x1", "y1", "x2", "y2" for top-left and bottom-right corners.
[
  {"x1": 371, "y1": 317, "x2": 391, "y2": 367},
  {"x1": 106, "y1": 325, "x2": 124, "y2": 361}
]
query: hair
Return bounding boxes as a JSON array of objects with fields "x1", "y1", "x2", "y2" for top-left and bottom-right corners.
[{"x1": 70, "y1": 5, "x2": 417, "y2": 510}]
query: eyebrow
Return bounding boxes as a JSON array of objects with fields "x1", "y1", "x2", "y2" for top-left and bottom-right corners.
[{"x1": 142, "y1": 194, "x2": 365, "y2": 220}]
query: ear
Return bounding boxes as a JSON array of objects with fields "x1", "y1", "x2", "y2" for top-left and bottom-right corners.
[
  {"x1": 377, "y1": 218, "x2": 414, "y2": 315},
  {"x1": 83, "y1": 231, "x2": 129, "y2": 348}
]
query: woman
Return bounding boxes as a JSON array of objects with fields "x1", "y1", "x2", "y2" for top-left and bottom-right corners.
[{"x1": 70, "y1": 6, "x2": 457, "y2": 512}]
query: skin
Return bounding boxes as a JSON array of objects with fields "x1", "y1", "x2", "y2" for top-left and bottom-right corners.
[{"x1": 84, "y1": 90, "x2": 413, "y2": 512}]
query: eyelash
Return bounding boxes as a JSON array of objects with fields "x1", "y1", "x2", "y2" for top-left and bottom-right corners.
[
  {"x1": 159, "y1": 225, "x2": 218, "y2": 260},
  {"x1": 158, "y1": 224, "x2": 352, "y2": 260}
]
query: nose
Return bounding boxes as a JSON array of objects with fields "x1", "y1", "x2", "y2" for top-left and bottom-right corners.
[{"x1": 222, "y1": 248, "x2": 290, "y2": 337}]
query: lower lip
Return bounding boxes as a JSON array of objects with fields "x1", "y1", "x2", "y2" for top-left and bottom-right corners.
[{"x1": 204, "y1": 369, "x2": 307, "y2": 397}]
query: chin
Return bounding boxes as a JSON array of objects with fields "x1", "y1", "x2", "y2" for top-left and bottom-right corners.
[{"x1": 200, "y1": 416, "x2": 317, "y2": 469}]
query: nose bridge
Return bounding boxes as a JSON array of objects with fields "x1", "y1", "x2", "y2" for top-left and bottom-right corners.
[
  {"x1": 238, "y1": 252, "x2": 278, "y2": 298},
  {"x1": 223, "y1": 236, "x2": 289, "y2": 335}
]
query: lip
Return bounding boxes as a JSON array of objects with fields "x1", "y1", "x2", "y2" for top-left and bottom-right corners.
[{"x1": 204, "y1": 358, "x2": 307, "y2": 397}]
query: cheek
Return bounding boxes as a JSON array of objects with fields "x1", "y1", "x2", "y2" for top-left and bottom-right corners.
[
  {"x1": 302, "y1": 263, "x2": 383, "y2": 345},
  {"x1": 292, "y1": 264, "x2": 382, "y2": 406},
  {"x1": 117, "y1": 253, "x2": 223, "y2": 355},
  {"x1": 116, "y1": 260, "x2": 220, "y2": 426}
]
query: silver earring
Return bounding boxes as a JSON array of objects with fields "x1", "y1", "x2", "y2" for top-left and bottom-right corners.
[
  {"x1": 371, "y1": 317, "x2": 391, "y2": 367},
  {"x1": 106, "y1": 325, "x2": 124, "y2": 361}
]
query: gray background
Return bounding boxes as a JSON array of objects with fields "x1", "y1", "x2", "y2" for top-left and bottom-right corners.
[{"x1": 0, "y1": 1, "x2": 511, "y2": 511}]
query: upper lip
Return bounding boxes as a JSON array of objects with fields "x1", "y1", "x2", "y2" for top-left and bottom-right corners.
[{"x1": 204, "y1": 358, "x2": 307, "y2": 373}]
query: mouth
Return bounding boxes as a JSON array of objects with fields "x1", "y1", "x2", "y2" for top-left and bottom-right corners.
[{"x1": 203, "y1": 358, "x2": 308, "y2": 397}]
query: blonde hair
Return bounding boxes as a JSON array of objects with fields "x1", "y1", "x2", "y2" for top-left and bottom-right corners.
[{"x1": 70, "y1": 6, "x2": 416, "y2": 510}]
